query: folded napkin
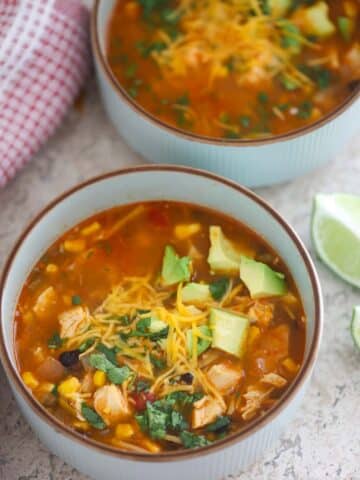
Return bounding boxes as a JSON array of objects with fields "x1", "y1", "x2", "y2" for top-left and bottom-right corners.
[{"x1": 0, "y1": 0, "x2": 90, "y2": 187}]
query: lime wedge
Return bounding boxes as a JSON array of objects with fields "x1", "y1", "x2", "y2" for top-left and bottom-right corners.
[
  {"x1": 351, "y1": 306, "x2": 360, "y2": 350},
  {"x1": 312, "y1": 194, "x2": 360, "y2": 287}
]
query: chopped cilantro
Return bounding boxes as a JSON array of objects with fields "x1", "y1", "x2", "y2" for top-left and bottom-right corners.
[
  {"x1": 337, "y1": 16, "x2": 352, "y2": 42},
  {"x1": 280, "y1": 21, "x2": 302, "y2": 53},
  {"x1": 71, "y1": 295, "x2": 82, "y2": 305},
  {"x1": 239, "y1": 115, "x2": 250, "y2": 128},
  {"x1": 180, "y1": 431, "x2": 212, "y2": 449},
  {"x1": 81, "y1": 403, "x2": 106, "y2": 430},
  {"x1": 209, "y1": 278, "x2": 230, "y2": 301},
  {"x1": 206, "y1": 416, "x2": 231, "y2": 433},
  {"x1": 176, "y1": 94, "x2": 190, "y2": 106},
  {"x1": 78, "y1": 338, "x2": 95, "y2": 353},
  {"x1": 150, "y1": 354, "x2": 167, "y2": 370},
  {"x1": 297, "y1": 100, "x2": 313, "y2": 119},
  {"x1": 279, "y1": 75, "x2": 299, "y2": 91},
  {"x1": 51, "y1": 384, "x2": 58, "y2": 397},
  {"x1": 136, "y1": 380, "x2": 151, "y2": 392},
  {"x1": 257, "y1": 92, "x2": 268, "y2": 104},
  {"x1": 89, "y1": 353, "x2": 132, "y2": 385},
  {"x1": 47, "y1": 332, "x2": 63, "y2": 350},
  {"x1": 96, "y1": 343, "x2": 119, "y2": 365}
]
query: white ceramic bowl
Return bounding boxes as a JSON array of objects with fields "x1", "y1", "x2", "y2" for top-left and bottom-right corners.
[
  {"x1": 0, "y1": 166, "x2": 323, "y2": 480},
  {"x1": 91, "y1": 1, "x2": 360, "y2": 188}
]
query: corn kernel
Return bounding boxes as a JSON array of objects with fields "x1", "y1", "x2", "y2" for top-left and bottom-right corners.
[
  {"x1": 46, "y1": 263, "x2": 58, "y2": 274},
  {"x1": 93, "y1": 370, "x2": 106, "y2": 387},
  {"x1": 63, "y1": 239, "x2": 86, "y2": 253},
  {"x1": 81, "y1": 222, "x2": 101, "y2": 237},
  {"x1": 22, "y1": 372, "x2": 39, "y2": 390},
  {"x1": 58, "y1": 376, "x2": 80, "y2": 396},
  {"x1": 174, "y1": 223, "x2": 201, "y2": 240},
  {"x1": 248, "y1": 326, "x2": 260, "y2": 347},
  {"x1": 59, "y1": 397, "x2": 77, "y2": 415},
  {"x1": 282, "y1": 358, "x2": 300, "y2": 374},
  {"x1": 115, "y1": 423, "x2": 135, "y2": 439},
  {"x1": 142, "y1": 438, "x2": 161, "y2": 453},
  {"x1": 73, "y1": 420, "x2": 90, "y2": 432}
]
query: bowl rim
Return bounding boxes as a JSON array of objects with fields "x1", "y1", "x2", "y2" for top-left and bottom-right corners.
[
  {"x1": 91, "y1": 0, "x2": 360, "y2": 147},
  {"x1": 0, "y1": 165, "x2": 323, "y2": 462}
]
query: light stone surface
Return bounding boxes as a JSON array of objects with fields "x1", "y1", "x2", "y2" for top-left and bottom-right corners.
[{"x1": 0, "y1": 79, "x2": 359, "y2": 480}]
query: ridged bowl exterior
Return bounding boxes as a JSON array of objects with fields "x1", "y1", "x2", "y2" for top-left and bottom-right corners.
[
  {"x1": 11, "y1": 379, "x2": 307, "y2": 480},
  {"x1": 0, "y1": 168, "x2": 322, "y2": 480},
  {"x1": 92, "y1": 0, "x2": 360, "y2": 188}
]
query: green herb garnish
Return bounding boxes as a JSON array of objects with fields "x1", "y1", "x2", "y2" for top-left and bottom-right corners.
[
  {"x1": 150, "y1": 354, "x2": 167, "y2": 370},
  {"x1": 209, "y1": 278, "x2": 230, "y2": 301},
  {"x1": 71, "y1": 295, "x2": 82, "y2": 305},
  {"x1": 180, "y1": 431, "x2": 211, "y2": 448},
  {"x1": 297, "y1": 100, "x2": 313, "y2": 119},
  {"x1": 206, "y1": 416, "x2": 231, "y2": 433},
  {"x1": 89, "y1": 353, "x2": 132, "y2": 385},
  {"x1": 78, "y1": 338, "x2": 95, "y2": 353},
  {"x1": 47, "y1": 332, "x2": 63, "y2": 350},
  {"x1": 81, "y1": 403, "x2": 106, "y2": 430}
]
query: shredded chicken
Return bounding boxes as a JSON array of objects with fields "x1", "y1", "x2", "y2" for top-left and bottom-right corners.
[
  {"x1": 192, "y1": 395, "x2": 225, "y2": 429},
  {"x1": 59, "y1": 306, "x2": 90, "y2": 339},
  {"x1": 93, "y1": 385, "x2": 131, "y2": 425},
  {"x1": 206, "y1": 363, "x2": 243, "y2": 395},
  {"x1": 33, "y1": 286, "x2": 57, "y2": 318},
  {"x1": 240, "y1": 386, "x2": 273, "y2": 421},
  {"x1": 261, "y1": 372, "x2": 287, "y2": 388}
]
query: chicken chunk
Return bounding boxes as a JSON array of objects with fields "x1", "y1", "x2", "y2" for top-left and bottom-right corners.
[
  {"x1": 261, "y1": 372, "x2": 287, "y2": 388},
  {"x1": 58, "y1": 306, "x2": 89, "y2": 339},
  {"x1": 33, "y1": 286, "x2": 57, "y2": 318},
  {"x1": 192, "y1": 395, "x2": 225, "y2": 429},
  {"x1": 206, "y1": 363, "x2": 243, "y2": 395},
  {"x1": 93, "y1": 385, "x2": 131, "y2": 426}
]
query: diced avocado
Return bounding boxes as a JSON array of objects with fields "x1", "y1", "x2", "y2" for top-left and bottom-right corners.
[
  {"x1": 300, "y1": 1, "x2": 336, "y2": 38},
  {"x1": 337, "y1": 16, "x2": 354, "y2": 42},
  {"x1": 210, "y1": 308, "x2": 249, "y2": 358},
  {"x1": 269, "y1": 0, "x2": 291, "y2": 17},
  {"x1": 161, "y1": 245, "x2": 191, "y2": 286},
  {"x1": 182, "y1": 283, "x2": 212, "y2": 304},
  {"x1": 239, "y1": 256, "x2": 287, "y2": 299},
  {"x1": 148, "y1": 316, "x2": 168, "y2": 333},
  {"x1": 186, "y1": 325, "x2": 212, "y2": 357},
  {"x1": 207, "y1": 226, "x2": 242, "y2": 274}
]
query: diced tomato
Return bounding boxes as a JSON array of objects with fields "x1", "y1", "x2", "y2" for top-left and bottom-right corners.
[
  {"x1": 148, "y1": 208, "x2": 169, "y2": 228},
  {"x1": 132, "y1": 391, "x2": 156, "y2": 411}
]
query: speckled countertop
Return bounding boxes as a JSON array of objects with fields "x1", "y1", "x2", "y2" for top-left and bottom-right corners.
[{"x1": 0, "y1": 79, "x2": 359, "y2": 480}]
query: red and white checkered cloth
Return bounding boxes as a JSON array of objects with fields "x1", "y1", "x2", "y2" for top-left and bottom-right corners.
[{"x1": 0, "y1": 0, "x2": 90, "y2": 187}]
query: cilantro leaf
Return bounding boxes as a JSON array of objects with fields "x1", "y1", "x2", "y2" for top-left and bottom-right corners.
[
  {"x1": 136, "y1": 380, "x2": 151, "y2": 392},
  {"x1": 78, "y1": 338, "x2": 95, "y2": 353},
  {"x1": 170, "y1": 411, "x2": 188, "y2": 431},
  {"x1": 89, "y1": 353, "x2": 132, "y2": 385},
  {"x1": 280, "y1": 21, "x2": 302, "y2": 53},
  {"x1": 161, "y1": 245, "x2": 191, "y2": 286},
  {"x1": 209, "y1": 278, "x2": 230, "y2": 301},
  {"x1": 107, "y1": 365, "x2": 132, "y2": 385},
  {"x1": 47, "y1": 332, "x2": 63, "y2": 350},
  {"x1": 206, "y1": 416, "x2": 231, "y2": 433},
  {"x1": 180, "y1": 431, "x2": 212, "y2": 449},
  {"x1": 150, "y1": 354, "x2": 167, "y2": 370},
  {"x1": 81, "y1": 403, "x2": 106, "y2": 430},
  {"x1": 96, "y1": 343, "x2": 119, "y2": 365},
  {"x1": 144, "y1": 402, "x2": 169, "y2": 439}
]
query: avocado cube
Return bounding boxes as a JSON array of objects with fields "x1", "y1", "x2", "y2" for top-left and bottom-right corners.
[
  {"x1": 182, "y1": 283, "x2": 212, "y2": 304},
  {"x1": 210, "y1": 308, "x2": 250, "y2": 358},
  {"x1": 240, "y1": 256, "x2": 287, "y2": 299}
]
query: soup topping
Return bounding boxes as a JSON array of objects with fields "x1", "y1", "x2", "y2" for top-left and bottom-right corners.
[
  {"x1": 107, "y1": 0, "x2": 359, "y2": 138},
  {"x1": 16, "y1": 202, "x2": 305, "y2": 452}
]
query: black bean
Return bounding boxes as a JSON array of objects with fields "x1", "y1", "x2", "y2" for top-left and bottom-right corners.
[
  {"x1": 59, "y1": 349, "x2": 80, "y2": 368},
  {"x1": 180, "y1": 372, "x2": 193, "y2": 384},
  {"x1": 348, "y1": 79, "x2": 360, "y2": 93}
]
